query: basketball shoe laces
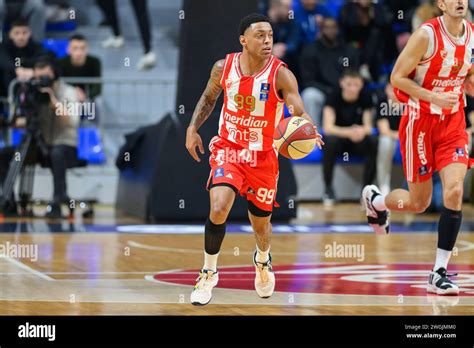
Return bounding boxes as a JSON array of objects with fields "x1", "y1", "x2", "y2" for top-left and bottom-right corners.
[
  {"x1": 256, "y1": 261, "x2": 270, "y2": 283},
  {"x1": 438, "y1": 268, "x2": 458, "y2": 281},
  {"x1": 194, "y1": 270, "x2": 214, "y2": 290}
]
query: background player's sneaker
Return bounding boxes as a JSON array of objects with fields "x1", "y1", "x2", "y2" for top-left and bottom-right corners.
[
  {"x1": 190, "y1": 269, "x2": 218, "y2": 306},
  {"x1": 427, "y1": 268, "x2": 459, "y2": 295},
  {"x1": 322, "y1": 187, "x2": 335, "y2": 207},
  {"x1": 253, "y1": 251, "x2": 275, "y2": 298},
  {"x1": 102, "y1": 35, "x2": 125, "y2": 48},
  {"x1": 362, "y1": 185, "x2": 390, "y2": 234}
]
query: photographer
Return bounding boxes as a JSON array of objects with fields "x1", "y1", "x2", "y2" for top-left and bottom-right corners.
[{"x1": 0, "y1": 58, "x2": 81, "y2": 218}]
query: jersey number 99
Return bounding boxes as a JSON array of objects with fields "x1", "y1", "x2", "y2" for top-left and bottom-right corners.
[{"x1": 234, "y1": 94, "x2": 255, "y2": 112}]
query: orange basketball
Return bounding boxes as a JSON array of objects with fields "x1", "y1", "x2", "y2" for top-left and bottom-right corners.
[{"x1": 273, "y1": 116, "x2": 317, "y2": 159}]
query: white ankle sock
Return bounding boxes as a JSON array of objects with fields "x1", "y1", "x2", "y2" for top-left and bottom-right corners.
[
  {"x1": 203, "y1": 252, "x2": 219, "y2": 272},
  {"x1": 372, "y1": 194, "x2": 387, "y2": 211},
  {"x1": 434, "y1": 248, "x2": 451, "y2": 271},
  {"x1": 256, "y1": 245, "x2": 270, "y2": 263}
]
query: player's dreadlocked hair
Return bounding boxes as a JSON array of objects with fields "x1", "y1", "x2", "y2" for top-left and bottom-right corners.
[{"x1": 239, "y1": 13, "x2": 272, "y2": 36}]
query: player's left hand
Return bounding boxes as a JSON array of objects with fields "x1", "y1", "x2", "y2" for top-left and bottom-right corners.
[
  {"x1": 313, "y1": 125, "x2": 324, "y2": 150},
  {"x1": 465, "y1": 74, "x2": 474, "y2": 97},
  {"x1": 301, "y1": 114, "x2": 324, "y2": 149}
]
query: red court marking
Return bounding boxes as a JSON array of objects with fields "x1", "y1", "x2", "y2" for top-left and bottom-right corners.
[{"x1": 152, "y1": 263, "x2": 474, "y2": 296}]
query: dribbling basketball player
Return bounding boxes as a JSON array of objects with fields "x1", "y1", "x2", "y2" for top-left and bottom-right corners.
[
  {"x1": 185, "y1": 13, "x2": 323, "y2": 306},
  {"x1": 362, "y1": 0, "x2": 474, "y2": 295}
]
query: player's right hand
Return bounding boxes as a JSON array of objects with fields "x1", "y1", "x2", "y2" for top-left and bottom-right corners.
[
  {"x1": 431, "y1": 91, "x2": 459, "y2": 109},
  {"x1": 185, "y1": 127, "x2": 205, "y2": 162}
]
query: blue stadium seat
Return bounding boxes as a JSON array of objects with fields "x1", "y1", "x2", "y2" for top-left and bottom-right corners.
[
  {"x1": 78, "y1": 127, "x2": 106, "y2": 164},
  {"x1": 46, "y1": 21, "x2": 76, "y2": 32},
  {"x1": 42, "y1": 39, "x2": 69, "y2": 59},
  {"x1": 11, "y1": 127, "x2": 106, "y2": 165}
]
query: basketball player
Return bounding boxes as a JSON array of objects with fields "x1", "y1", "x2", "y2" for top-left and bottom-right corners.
[
  {"x1": 362, "y1": 0, "x2": 474, "y2": 295},
  {"x1": 185, "y1": 13, "x2": 323, "y2": 305}
]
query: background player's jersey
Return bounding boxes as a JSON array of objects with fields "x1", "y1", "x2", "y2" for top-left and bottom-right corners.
[
  {"x1": 218, "y1": 52, "x2": 286, "y2": 151},
  {"x1": 394, "y1": 17, "x2": 474, "y2": 115}
]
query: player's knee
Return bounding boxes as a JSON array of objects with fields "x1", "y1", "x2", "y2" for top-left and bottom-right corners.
[
  {"x1": 443, "y1": 183, "x2": 463, "y2": 207},
  {"x1": 210, "y1": 201, "x2": 231, "y2": 223}
]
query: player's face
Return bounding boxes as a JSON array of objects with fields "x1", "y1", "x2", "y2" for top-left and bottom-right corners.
[
  {"x1": 68, "y1": 40, "x2": 88, "y2": 64},
  {"x1": 9, "y1": 26, "x2": 31, "y2": 48},
  {"x1": 340, "y1": 76, "x2": 363, "y2": 100},
  {"x1": 321, "y1": 18, "x2": 338, "y2": 42},
  {"x1": 241, "y1": 22, "x2": 273, "y2": 58},
  {"x1": 439, "y1": 0, "x2": 468, "y2": 18}
]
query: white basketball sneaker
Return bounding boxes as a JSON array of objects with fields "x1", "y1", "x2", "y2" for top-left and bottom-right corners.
[
  {"x1": 102, "y1": 36, "x2": 125, "y2": 48},
  {"x1": 137, "y1": 52, "x2": 157, "y2": 70},
  {"x1": 427, "y1": 267, "x2": 460, "y2": 295},
  {"x1": 253, "y1": 251, "x2": 275, "y2": 298},
  {"x1": 362, "y1": 185, "x2": 390, "y2": 234},
  {"x1": 190, "y1": 269, "x2": 219, "y2": 306}
]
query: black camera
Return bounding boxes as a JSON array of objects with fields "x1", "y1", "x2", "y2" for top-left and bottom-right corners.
[{"x1": 17, "y1": 75, "x2": 55, "y2": 107}]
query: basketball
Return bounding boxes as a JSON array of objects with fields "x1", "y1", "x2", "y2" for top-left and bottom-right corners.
[{"x1": 273, "y1": 116, "x2": 317, "y2": 159}]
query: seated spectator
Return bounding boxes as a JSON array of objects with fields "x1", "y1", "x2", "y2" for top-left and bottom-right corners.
[
  {"x1": 300, "y1": 16, "x2": 359, "y2": 124},
  {"x1": 375, "y1": 83, "x2": 402, "y2": 197},
  {"x1": 0, "y1": 18, "x2": 52, "y2": 97},
  {"x1": 0, "y1": 0, "x2": 46, "y2": 41},
  {"x1": 58, "y1": 33, "x2": 102, "y2": 102},
  {"x1": 321, "y1": 69, "x2": 377, "y2": 206},
  {"x1": 339, "y1": 0, "x2": 394, "y2": 82},
  {"x1": 293, "y1": 0, "x2": 330, "y2": 44},
  {"x1": 411, "y1": 0, "x2": 442, "y2": 30},
  {"x1": 0, "y1": 58, "x2": 81, "y2": 218},
  {"x1": 267, "y1": 0, "x2": 301, "y2": 74}
]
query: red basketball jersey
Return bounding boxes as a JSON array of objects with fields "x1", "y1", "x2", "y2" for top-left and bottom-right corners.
[
  {"x1": 394, "y1": 16, "x2": 474, "y2": 115},
  {"x1": 218, "y1": 52, "x2": 287, "y2": 151}
]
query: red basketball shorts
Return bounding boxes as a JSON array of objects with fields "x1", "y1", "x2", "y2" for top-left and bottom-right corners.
[
  {"x1": 206, "y1": 136, "x2": 279, "y2": 213},
  {"x1": 399, "y1": 106, "x2": 469, "y2": 183}
]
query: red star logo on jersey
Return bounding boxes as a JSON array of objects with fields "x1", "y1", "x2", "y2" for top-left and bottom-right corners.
[
  {"x1": 225, "y1": 78, "x2": 233, "y2": 89},
  {"x1": 452, "y1": 58, "x2": 462, "y2": 74},
  {"x1": 440, "y1": 49, "x2": 448, "y2": 59}
]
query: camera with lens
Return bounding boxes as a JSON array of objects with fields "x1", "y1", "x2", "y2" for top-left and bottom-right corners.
[{"x1": 17, "y1": 75, "x2": 55, "y2": 109}]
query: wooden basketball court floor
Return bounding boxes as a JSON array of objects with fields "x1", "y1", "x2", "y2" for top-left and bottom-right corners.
[{"x1": 1, "y1": 203, "x2": 474, "y2": 315}]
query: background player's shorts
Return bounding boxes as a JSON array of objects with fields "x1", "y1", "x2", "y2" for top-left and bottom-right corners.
[
  {"x1": 206, "y1": 136, "x2": 279, "y2": 214},
  {"x1": 399, "y1": 106, "x2": 469, "y2": 183}
]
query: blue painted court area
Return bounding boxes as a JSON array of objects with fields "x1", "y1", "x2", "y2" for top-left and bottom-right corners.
[
  {"x1": 2, "y1": 221, "x2": 474, "y2": 234},
  {"x1": 108, "y1": 222, "x2": 474, "y2": 234}
]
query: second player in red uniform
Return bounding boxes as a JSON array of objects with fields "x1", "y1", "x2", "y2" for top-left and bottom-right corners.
[{"x1": 363, "y1": 0, "x2": 474, "y2": 295}]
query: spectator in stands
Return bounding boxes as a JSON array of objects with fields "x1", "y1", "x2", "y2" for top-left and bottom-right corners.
[
  {"x1": 321, "y1": 68, "x2": 377, "y2": 206},
  {"x1": 300, "y1": 16, "x2": 359, "y2": 124},
  {"x1": 267, "y1": 0, "x2": 301, "y2": 74},
  {"x1": 294, "y1": 0, "x2": 330, "y2": 44},
  {"x1": 0, "y1": 58, "x2": 81, "y2": 218},
  {"x1": 339, "y1": 0, "x2": 394, "y2": 82},
  {"x1": 375, "y1": 83, "x2": 401, "y2": 197},
  {"x1": 96, "y1": 0, "x2": 156, "y2": 70},
  {"x1": 0, "y1": 0, "x2": 46, "y2": 41},
  {"x1": 0, "y1": 18, "x2": 51, "y2": 97},
  {"x1": 411, "y1": 0, "x2": 442, "y2": 30},
  {"x1": 59, "y1": 33, "x2": 102, "y2": 102}
]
